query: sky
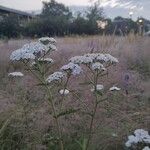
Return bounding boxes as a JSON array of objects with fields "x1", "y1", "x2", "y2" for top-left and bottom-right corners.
[
  {"x1": 0, "y1": 0, "x2": 146, "y2": 11},
  {"x1": 0, "y1": 0, "x2": 149, "y2": 20},
  {"x1": 0, "y1": 0, "x2": 92, "y2": 10}
]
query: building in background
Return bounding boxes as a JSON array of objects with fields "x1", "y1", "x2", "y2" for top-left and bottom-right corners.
[{"x1": 0, "y1": 5, "x2": 35, "y2": 22}]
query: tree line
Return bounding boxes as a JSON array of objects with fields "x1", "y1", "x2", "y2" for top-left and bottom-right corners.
[{"x1": 0, "y1": 0, "x2": 149, "y2": 38}]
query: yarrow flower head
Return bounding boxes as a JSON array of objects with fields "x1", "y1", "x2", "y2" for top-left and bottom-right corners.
[
  {"x1": 61, "y1": 62, "x2": 82, "y2": 76},
  {"x1": 125, "y1": 129, "x2": 150, "y2": 148},
  {"x1": 125, "y1": 135, "x2": 139, "y2": 147},
  {"x1": 39, "y1": 37, "x2": 57, "y2": 52},
  {"x1": 104, "y1": 54, "x2": 119, "y2": 64},
  {"x1": 8, "y1": 72, "x2": 24, "y2": 77},
  {"x1": 39, "y1": 37, "x2": 56, "y2": 45},
  {"x1": 46, "y1": 71, "x2": 65, "y2": 83},
  {"x1": 134, "y1": 129, "x2": 150, "y2": 143},
  {"x1": 70, "y1": 53, "x2": 118, "y2": 66},
  {"x1": 10, "y1": 42, "x2": 49, "y2": 61},
  {"x1": 91, "y1": 84, "x2": 104, "y2": 92},
  {"x1": 59, "y1": 89, "x2": 70, "y2": 95},
  {"x1": 91, "y1": 62, "x2": 106, "y2": 71},
  {"x1": 109, "y1": 86, "x2": 121, "y2": 91},
  {"x1": 10, "y1": 49, "x2": 35, "y2": 61},
  {"x1": 22, "y1": 42, "x2": 49, "y2": 55},
  {"x1": 70, "y1": 56, "x2": 93, "y2": 64}
]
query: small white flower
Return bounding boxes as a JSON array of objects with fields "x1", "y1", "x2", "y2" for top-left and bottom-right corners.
[
  {"x1": 69, "y1": 56, "x2": 84, "y2": 64},
  {"x1": 22, "y1": 42, "x2": 49, "y2": 55},
  {"x1": 91, "y1": 84, "x2": 104, "y2": 92},
  {"x1": 134, "y1": 129, "x2": 149, "y2": 138},
  {"x1": 8, "y1": 72, "x2": 24, "y2": 77},
  {"x1": 128, "y1": 135, "x2": 139, "y2": 144},
  {"x1": 22, "y1": 53, "x2": 35, "y2": 60},
  {"x1": 61, "y1": 62, "x2": 82, "y2": 75},
  {"x1": 82, "y1": 56, "x2": 93, "y2": 64},
  {"x1": 96, "y1": 54, "x2": 107, "y2": 62},
  {"x1": 10, "y1": 49, "x2": 34, "y2": 61},
  {"x1": 70, "y1": 56, "x2": 93, "y2": 64},
  {"x1": 10, "y1": 42, "x2": 48, "y2": 61},
  {"x1": 38, "y1": 58, "x2": 54, "y2": 64},
  {"x1": 59, "y1": 89, "x2": 69, "y2": 95},
  {"x1": 143, "y1": 146, "x2": 150, "y2": 150},
  {"x1": 91, "y1": 62, "x2": 106, "y2": 71},
  {"x1": 105, "y1": 54, "x2": 119, "y2": 64},
  {"x1": 125, "y1": 129, "x2": 150, "y2": 148},
  {"x1": 134, "y1": 129, "x2": 150, "y2": 143},
  {"x1": 84, "y1": 53, "x2": 98, "y2": 61},
  {"x1": 39, "y1": 37, "x2": 56, "y2": 45},
  {"x1": 46, "y1": 72, "x2": 65, "y2": 83},
  {"x1": 125, "y1": 134, "x2": 141, "y2": 148},
  {"x1": 109, "y1": 86, "x2": 121, "y2": 91}
]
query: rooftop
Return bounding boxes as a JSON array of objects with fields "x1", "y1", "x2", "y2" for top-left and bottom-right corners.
[{"x1": 0, "y1": 5, "x2": 34, "y2": 18}]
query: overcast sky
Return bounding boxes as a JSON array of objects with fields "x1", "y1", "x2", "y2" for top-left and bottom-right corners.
[
  {"x1": 0, "y1": 0, "x2": 146, "y2": 11},
  {"x1": 0, "y1": 0, "x2": 92, "y2": 10},
  {"x1": 0, "y1": 0, "x2": 149, "y2": 20}
]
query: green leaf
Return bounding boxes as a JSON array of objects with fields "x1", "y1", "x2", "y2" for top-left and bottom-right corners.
[
  {"x1": 75, "y1": 138, "x2": 88, "y2": 150},
  {"x1": 54, "y1": 108, "x2": 80, "y2": 118},
  {"x1": 97, "y1": 97, "x2": 108, "y2": 104}
]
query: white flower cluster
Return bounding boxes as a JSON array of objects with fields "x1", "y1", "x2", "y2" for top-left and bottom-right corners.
[
  {"x1": 70, "y1": 53, "x2": 118, "y2": 65},
  {"x1": 109, "y1": 86, "x2": 121, "y2": 91},
  {"x1": 91, "y1": 84, "x2": 104, "y2": 92},
  {"x1": 10, "y1": 37, "x2": 57, "y2": 61},
  {"x1": 91, "y1": 62, "x2": 106, "y2": 71},
  {"x1": 39, "y1": 37, "x2": 56, "y2": 45},
  {"x1": 39, "y1": 37, "x2": 57, "y2": 51},
  {"x1": 46, "y1": 72, "x2": 65, "y2": 83},
  {"x1": 59, "y1": 89, "x2": 70, "y2": 95},
  {"x1": 70, "y1": 56, "x2": 93, "y2": 64},
  {"x1": 61, "y1": 62, "x2": 82, "y2": 75},
  {"x1": 10, "y1": 48, "x2": 36, "y2": 61},
  {"x1": 8, "y1": 72, "x2": 24, "y2": 77},
  {"x1": 125, "y1": 129, "x2": 150, "y2": 148}
]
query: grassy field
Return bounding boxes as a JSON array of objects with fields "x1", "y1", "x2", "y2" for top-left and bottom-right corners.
[{"x1": 0, "y1": 35, "x2": 150, "y2": 150}]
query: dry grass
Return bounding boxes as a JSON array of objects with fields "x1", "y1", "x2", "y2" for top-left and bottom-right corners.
[{"x1": 0, "y1": 35, "x2": 150, "y2": 149}]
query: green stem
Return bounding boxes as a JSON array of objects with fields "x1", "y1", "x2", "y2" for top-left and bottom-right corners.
[
  {"x1": 24, "y1": 62, "x2": 64, "y2": 150},
  {"x1": 59, "y1": 75, "x2": 70, "y2": 112},
  {"x1": 85, "y1": 71, "x2": 99, "y2": 150}
]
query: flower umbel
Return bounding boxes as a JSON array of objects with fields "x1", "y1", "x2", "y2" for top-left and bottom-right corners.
[
  {"x1": 61, "y1": 62, "x2": 82, "y2": 76},
  {"x1": 46, "y1": 72, "x2": 65, "y2": 83}
]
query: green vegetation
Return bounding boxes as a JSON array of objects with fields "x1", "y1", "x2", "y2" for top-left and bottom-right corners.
[{"x1": 0, "y1": 0, "x2": 149, "y2": 38}]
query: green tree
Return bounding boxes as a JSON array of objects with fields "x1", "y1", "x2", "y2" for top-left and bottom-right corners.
[
  {"x1": 0, "y1": 14, "x2": 21, "y2": 38},
  {"x1": 40, "y1": 0, "x2": 72, "y2": 36},
  {"x1": 70, "y1": 13, "x2": 88, "y2": 35},
  {"x1": 86, "y1": 2, "x2": 104, "y2": 34}
]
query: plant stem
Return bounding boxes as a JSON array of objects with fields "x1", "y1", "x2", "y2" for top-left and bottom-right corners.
[
  {"x1": 46, "y1": 86, "x2": 64, "y2": 150},
  {"x1": 24, "y1": 63, "x2": 64, "y2": 150},
  {"x1": 59, "y1": 75, "x2": 70, "y2": 112},
  {"x1": 85, "y1": 71, "x2": 99, "y2": 150}
]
